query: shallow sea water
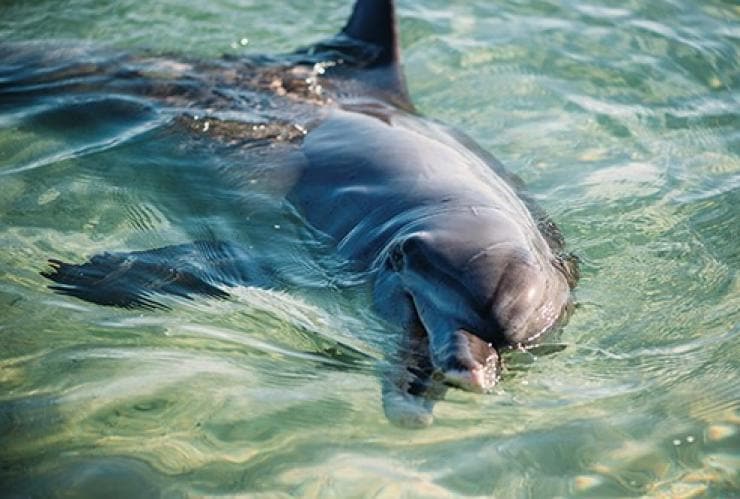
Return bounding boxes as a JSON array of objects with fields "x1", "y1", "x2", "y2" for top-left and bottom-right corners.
[{"x1": 0, "y1": 0, "x2": 738, "y2": 497}]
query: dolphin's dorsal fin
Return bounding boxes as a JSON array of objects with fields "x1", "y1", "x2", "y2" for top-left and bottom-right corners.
[
  {"x1": 339, "y1": 0, "x2": 411, "y2": 109},
  {"x1": 342, "y1": 0, "x2": 400, "y2": 67},
  {"x1": 296, "y1": 0, "x2": 412, "y2": 109}
]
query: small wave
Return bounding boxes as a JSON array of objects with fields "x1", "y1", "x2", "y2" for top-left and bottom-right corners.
[{"x1": 1, "y1": 96, "x2": 167, "y2": 177}]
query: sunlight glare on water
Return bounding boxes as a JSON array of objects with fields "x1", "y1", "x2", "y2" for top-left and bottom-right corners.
[{"x1": 0, "y1": 0, "x2": 738, "y2": 497}]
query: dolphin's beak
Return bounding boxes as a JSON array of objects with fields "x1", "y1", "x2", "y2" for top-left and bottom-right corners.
[{"x1": 432, "y1": 329, "x2": 501, "y2": 393}]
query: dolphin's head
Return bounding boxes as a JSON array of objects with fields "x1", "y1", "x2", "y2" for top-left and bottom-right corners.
[{"x1": 376, "y1": 209, "x2": 576, "y2": 393}]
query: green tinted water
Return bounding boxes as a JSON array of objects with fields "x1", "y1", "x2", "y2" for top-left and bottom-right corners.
[{"x1": 1, "y1": 0, "x2": 738, "y2": 497}]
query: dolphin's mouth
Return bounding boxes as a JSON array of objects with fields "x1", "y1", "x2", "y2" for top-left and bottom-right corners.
[
  {"x1": 407, "y1": 296, "x2": 502, "y2": 393},
  {"x1": 429, "y1": 329, "x2": 501, "y2": 393}
]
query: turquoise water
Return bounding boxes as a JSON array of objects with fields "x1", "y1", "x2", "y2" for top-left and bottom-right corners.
[{"x1": 1, "y1": 0, "x2": 738, "y2": 496}]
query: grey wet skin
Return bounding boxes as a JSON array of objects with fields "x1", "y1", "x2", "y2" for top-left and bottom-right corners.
[
  {"x1": 294, "y1": 109, "x2": 577, "y2": 397},
  {"x1": 30, "y1": 0, "x2": 579, "y2": 426}
]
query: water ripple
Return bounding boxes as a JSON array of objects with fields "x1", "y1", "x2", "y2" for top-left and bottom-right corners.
[
  {"x1": 0, "y1": 96, "x2": 167, "y2": 177},
  {"x1": 0, "y1": 0, "x2": 738, "y2": 496}
]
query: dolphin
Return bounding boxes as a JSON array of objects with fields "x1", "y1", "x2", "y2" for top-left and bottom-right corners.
[{"x1": 29, "y1": 0, "x2": 579, "y2": 426}]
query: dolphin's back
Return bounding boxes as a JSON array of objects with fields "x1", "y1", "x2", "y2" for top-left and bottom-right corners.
[{"x1": 292, "y1": 107, "x2": 542, "y2": 265}]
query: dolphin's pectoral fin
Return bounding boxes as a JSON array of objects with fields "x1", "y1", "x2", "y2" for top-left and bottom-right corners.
[
  {"x1": 41, "y1": 240, "x2": 271, "y2": 309},
  {"x1": 372, "y1": 271, "x2": 446, "y2": 427},
  {"x1": 381, "y1": 325, "x2": 448, "y2": 428},
  {"x1": 381, "y1": 380, "x2": 439, "y2": 429}
]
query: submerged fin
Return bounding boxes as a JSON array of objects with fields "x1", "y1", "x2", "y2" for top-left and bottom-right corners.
[
  {"x1": 41, "y1": 241, "x2": 271, "y2": 309},
  {"x1": 381, "y1": 320, "x2": 448, "y2": 428}
]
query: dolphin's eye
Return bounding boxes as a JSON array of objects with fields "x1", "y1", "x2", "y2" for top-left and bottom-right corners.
[{"x1": 389, "y1": 244, "x2": 404, "y2": 271}]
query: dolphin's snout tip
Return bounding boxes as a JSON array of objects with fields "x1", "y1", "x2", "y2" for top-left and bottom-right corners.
[
  {"x1": 440, "y1": 367, "x2": 487, "y2": 393},
  {"x1": 433, "y1": 329, "x2": 501, "y2": 393},
  {"x1": 440, "y1": 360, "x2": 500, "y2": 393}
]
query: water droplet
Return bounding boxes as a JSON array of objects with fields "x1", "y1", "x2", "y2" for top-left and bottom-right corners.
[
  {"x1": 240, "y1": 38, "x2": 249, "y2": 46},
  {"x1": 274, "y1": 224, "x2": 281, "y2": 230}
]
